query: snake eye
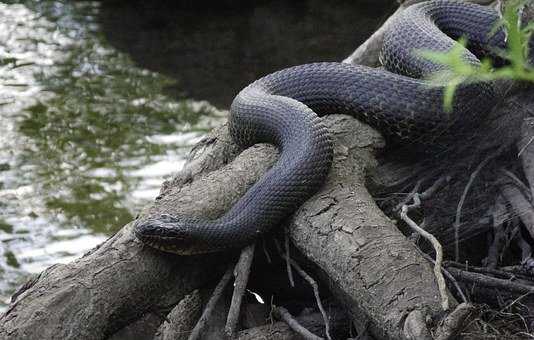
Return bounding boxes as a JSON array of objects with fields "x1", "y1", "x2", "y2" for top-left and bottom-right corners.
[
  {"x1": 159, "y1": 214, "x2": 179, "y2": 223},
  {"x1": 133, "y1": 216, "x2": 191, "y2": 251}
]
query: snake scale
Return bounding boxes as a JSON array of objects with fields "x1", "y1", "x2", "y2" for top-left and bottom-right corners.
[{"x1": 134, "y1": 0, "x2": 507, "y2": 254}]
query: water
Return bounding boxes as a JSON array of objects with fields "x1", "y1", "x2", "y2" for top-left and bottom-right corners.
[{"x1": 0, "y1": 0, "x2": 391, "y2": 309}]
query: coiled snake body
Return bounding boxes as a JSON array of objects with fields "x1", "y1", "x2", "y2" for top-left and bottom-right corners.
[{"x1": 134, "y1": 1, "x2": 507, "y2": 254}]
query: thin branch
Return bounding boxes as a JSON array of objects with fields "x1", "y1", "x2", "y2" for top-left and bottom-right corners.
[
  {"x1": 500, "y1": 180, "x2": 534, "y2": 241},
  {"x1": 401, "y1": 204, "x2": 449, "y2": 311},
  {"x1": 188, "y1": 265, "x2": 234, "y2": 340},
  {"x1": 284, "y1": 231, "x2": 295, "y2": 288},
  {"x1": 261, "y1": 237, "x2": 272, "y2": 264},
  {"x1": 444, "y1": 260, "x2": 534, "y2": 282},
  {"x1": 225, "y1": 243, "x2": 256, "y2": 338},
  {"x1": 446, "y1": 267, "x2": 534, "y2": 295},
  {"x1": 483, "y1": 195, "x2": 509, "y2": 268},
  {"x1": 400, "y1": 177, "x2": 450, "y2": 310},
  {"x1": 500, "y1": 168, "x2": 532, "y2": 201},
  {"x1": 272, "y1": 306, "x2": 324, "y2": 340},
  {"x1": 394, "y1": 179, "x2": 423, "y2": 212},
  {"x1": 454, "y1": 146, "x2": 506, "y2": 261},
  {"x1": 421, "y1": 252, "x2": 468, "y2": 303},
  {"x1": 274, "y1": 240, "x2": 332, "y2": 340}
]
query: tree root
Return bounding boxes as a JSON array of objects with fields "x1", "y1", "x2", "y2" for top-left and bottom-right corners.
[
  {"x1": 2, "y1": 1, "x2": 533, "y2": 339},
  {"x1": 272, "y1": 306, "x2": 325, "y2": 340},
  {"x1": 275, "y1": 239, "x2": 332, "y2": 340},
  {"x1": 225, "y1": 243, "x2": 256, "y2": 338},
  {"x1": 400, "y1": 177, "x2": 450, "y2": 311},
  {"x1": 187, "y1": 265, "x2": 234, "y2": 340}
]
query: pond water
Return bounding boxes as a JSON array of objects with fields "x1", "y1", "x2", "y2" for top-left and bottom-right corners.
[{"x1": 0, "y1": 0, "x2": 391, "y2": 309}]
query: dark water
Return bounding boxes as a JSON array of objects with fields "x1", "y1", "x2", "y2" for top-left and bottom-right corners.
[{"x1": 0, "y1": 0, "x2": 392, "y2": 309}]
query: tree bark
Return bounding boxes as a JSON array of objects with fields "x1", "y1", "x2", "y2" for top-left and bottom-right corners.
[
  {"x1": 0, "y1": 111, "x2": 453, "y2": 340},
  {"x1": 1, "y1": 1, "x2": 531, "y2": 340}
]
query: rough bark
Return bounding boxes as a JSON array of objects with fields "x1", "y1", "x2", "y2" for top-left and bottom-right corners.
[
  {"x1": 0, "y1": 112, "x2": 453, "y2": 340},
  {"x1": 1, "y1": 0, "x2": 530, "y2": 339}
]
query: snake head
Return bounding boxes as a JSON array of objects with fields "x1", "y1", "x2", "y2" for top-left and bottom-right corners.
[{"x1": 133, "y1": 214, "x2": 194, "y2": 254}]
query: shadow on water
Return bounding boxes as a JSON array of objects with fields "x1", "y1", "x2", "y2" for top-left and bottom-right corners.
[
  {"x1": 98, "y1": 0, "x2": 394, "y2": 107},
  {"x1": 0, "y1": 0, "x2": 392, "y2": 309}
]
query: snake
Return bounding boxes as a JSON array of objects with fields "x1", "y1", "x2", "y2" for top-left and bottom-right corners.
[{"x1": 134, "y1": 0, "x2": 508, "y2": 254}]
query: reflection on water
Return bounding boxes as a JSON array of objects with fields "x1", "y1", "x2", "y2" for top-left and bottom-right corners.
[
  {"x1": 99, "y1": 0, "x2": 393, "y2": 107},
  {"x1": 0, "y1": 0, "x2": 390, "y2": 309},
  {"x1": 0, "y1": 0, "x2": 224, "y2": 309}
]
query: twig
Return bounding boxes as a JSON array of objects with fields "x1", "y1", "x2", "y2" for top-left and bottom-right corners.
[
  {"x1": 517, "y1": 135, "x2": 534, "y2": 157},
  {"x1": 225, "y1": 243, "x2": 256, "y2": 338},
  {"x1": 274, "y1": 240, "x2": 332, "y2": 340},
  {"x1": 236, "y1": 308, "x2": 347, "y2": 340},
  {"x1": 285, "y1": 231, "x2": 295, "y2": 287},
  {"x1": 400, "y1": 177, "x2": 450, "y2": 310},
  {"x1": 401, "y1": 204, "x2": 449, "y2": 311},
  {"x1": 421, "y1": 252, "x2": 468, "y2": 303},
  {"x1": 446, "y1": 267, "x2": 534, "y2": 295},
  {"x1": 483, "y1": 195, "x2": 509, "y2": 268},
  {"x1": 261, "y1": 237, "x2": 272, "y2": 263},
  {"x1": 454, "y1": 146, "x2": 505, "y2": 261},
  {"x1": 517, "y1": 233, "x2": 533, "y2": 265},
  {"x1": 188, "y1": 265, "x2": 234, "y2": 340},
  {"x1": 394, "y1": 179, "x2": 422, "y2": 211},
  {"x1": 500, "y1": 180, "x2": 534, "y2": 241},
  {"x1": 500, "y1": 168, "x2": 532, "y2": 201},
  {"x1": 272, "y1": 306, "x2": 324, "y2": 340},
  {"x1": 443, "y1": 260, "x2": 534, "y2": 281}
]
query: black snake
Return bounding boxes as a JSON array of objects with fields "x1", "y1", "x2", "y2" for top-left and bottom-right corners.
[{"x1": 134, "y1": 0, "x2": 508, "y2": 254}]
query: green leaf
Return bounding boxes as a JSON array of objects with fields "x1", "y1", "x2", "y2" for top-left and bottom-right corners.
[{"x1": 418, "y1": 0, "x2": 534, "y2": 109}]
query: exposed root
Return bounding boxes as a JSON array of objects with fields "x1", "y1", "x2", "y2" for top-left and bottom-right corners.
[
  {"x1": 403, "y1": 309, "x2": 433, "y2": 340},
  {"x1": 261, "y1": 237, "x2": 272, "y2": 264},
  {"x1": 434, "y1": 303, "x2": 476, "y2": 340},
  {"x1": 421, "y1": 252, "x2": 468, "y2": 303},
  {"x1": 272, "y1": 306, "x2": 324, "y2": 340},
  {"x1": 275, "y1": 240, "x2": 332, "y2": 340},
  {"x1": 188, "y1": 264, "x2": 234, "y2": 340},
  {"x1": 500, "y1": 177, "x2": 534, "y2": 241},
  {"x1": 483, "y1": 195, "x2": 509, "y2": 268},
  {"x1": 225, "y1": 244, "x2": 256, "y2": 338},
  {"x1": 400, "y1": 177, "x2": 450, "y2": 310},
  {"x1": 445, "y1": 267, "x2": 534, "y2": 295},
  {"x1": 444, "y1": 260, "x2": 534, "y2": 282},
  {"x1": 284, "y1": 232, "x2": 295, "y2": 288},
  {"x1": 454, "y1": 145, "x2": 506, "y2": 261},
  {"x1": 518, "y1": 117, "x2": 534, "y2": 198}
]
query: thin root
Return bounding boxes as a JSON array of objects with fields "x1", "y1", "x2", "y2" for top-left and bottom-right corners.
[
  {"x1": 225, "y1": 243, "x2": 256, "y2": 338},
  {"x1": 188, "y1": 264, "x2": 234, "y2": 340}
]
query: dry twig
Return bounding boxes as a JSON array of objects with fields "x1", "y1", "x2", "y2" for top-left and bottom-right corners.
[
  {"x1": 225, "y1": 244, "x2": 256, "y2": 338},
  {"x1": 400, "y1": 177, "x2": 450, "y2": 310},
  {"x1": 273, "y1": 240, "x2": 332, "y2": 340},
  {"x1": 454, "y1": 146, "x2": 506, "y2": 261},
  {"x1": 421, "y1": 252, "x2": 468, "y2": 303},
  {"x1": 284, "y1": 232, "x2": 295, "y2": 288},
  {"x1": 272, "y1": 306, "x2": 324, "y2": 340},
  {"x1": 446, "y1": 267, "x2": 534, "y2": 295},
  {"x1": 188, "y1": 265, "x2": 234, "y2": 340}
]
